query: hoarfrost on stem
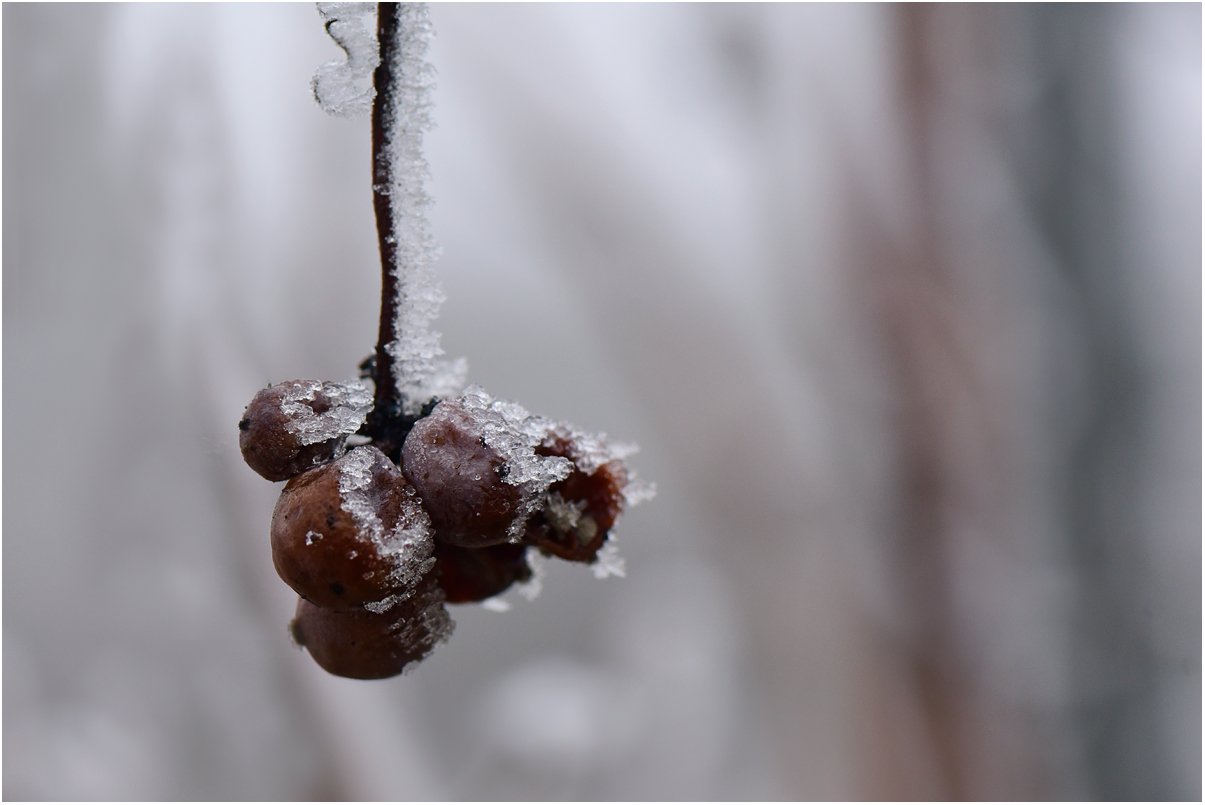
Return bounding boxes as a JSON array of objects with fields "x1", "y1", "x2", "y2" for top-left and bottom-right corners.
[
  {"x1": 313, "y1": 3, "x2": 380, "y2": 117},
  {"x1": 376, "y1": 4, "x2": 466, "y2": 414}
]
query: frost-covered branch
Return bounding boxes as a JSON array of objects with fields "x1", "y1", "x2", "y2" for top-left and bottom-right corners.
[{"x1": 370, "y1": 3, "x2": 465, "y2": 421}]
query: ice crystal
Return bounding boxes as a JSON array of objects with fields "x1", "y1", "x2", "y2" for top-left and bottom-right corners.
[
  {"x1": 481, "y1": 596, "x2": 513, "y2": 613},
  {"x1": 280, "y1": 379, "x2": 373, "y2": 446},
  {"x1": 337, "y1": 447, "x2": 436, "y2": 602},
  {"x1": 622, "y1": 477, "x2": 657, "y2": 507},
  {"x1": 591, "y1": 539, "x2": 626, "y2": 579},
  {"x1": 516, "y1": 548, "x2": 548, "y2": 602},
  {"x1": 377, "y1": 4, "x2": 467, "y2": 414},
  {"x1": 312, "y1": 3, "x2": 379, "y2": 117},
  {"x1": 459, "y1": 385, "x2": 575, "y2": 539},
  {"x1": 397, "y1": 581, "x2": 455, "y2": 673}
]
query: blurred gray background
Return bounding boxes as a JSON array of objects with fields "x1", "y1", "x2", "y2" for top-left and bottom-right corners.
[{"x1": 4, "y1": 2, "x2": 1200, "y2": 800}]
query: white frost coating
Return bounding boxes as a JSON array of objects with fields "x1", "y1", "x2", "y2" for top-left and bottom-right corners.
[
  {"x1": 379, "y1": 4, "x2": 467, "y2": 413},
  {"x1": 516, "y1": 548, "x2": 547, "y2": 602},
  {"x1": 337, "y1": 448, "x2": 389, "y2": 541},
  {"x1": 459, "y1": 386, "x2": 574, "y2": 539},
  {"x1": 281, "y1": 379, "x2": 373, "y2": 446},
  {"x1": 539, "y1": 422, "x2": 656, "y2": 512},
  {"x1": 542, "y1": 424, "x2": 636, "y2": 475},
  {"x1": 592, "y1": 538, "x2": 626, "y2": 579},
  {"x1": 398, "y1": 588, "x2": 455, "y2": 674},
  {"x1": 313, "y1": 3, "x2": 379, "y2": 117},
  {"x1": 481, "y1": 596, "x2": 512, "y2": 613},
  {"x1": 337, "y1": 447, "x2": 436, "y2": 601},
  {"x1": 622, "y1": 477, "x2": 657, "y2": 507},
  {"x1": 544, "y1": 491, "x2": 586, "y2": 534}
]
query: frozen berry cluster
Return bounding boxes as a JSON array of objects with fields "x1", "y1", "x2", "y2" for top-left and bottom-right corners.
[{"x1": 239, "y1": 379, "x2": 642, "y2": 679}]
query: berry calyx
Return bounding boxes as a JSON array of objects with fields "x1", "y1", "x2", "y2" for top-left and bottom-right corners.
[{"x1": 524, "y1": 429, "x2": 629, "y2": 563}]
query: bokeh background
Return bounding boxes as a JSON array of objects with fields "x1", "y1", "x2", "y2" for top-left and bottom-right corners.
[{"x1": 4, "y1": 2, "x2": 1200, "y2": 800}]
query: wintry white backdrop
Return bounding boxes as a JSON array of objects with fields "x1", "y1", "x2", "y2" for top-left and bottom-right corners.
[{"x1": 4, "y1": 3, "x2": 1199, "y2": 800}]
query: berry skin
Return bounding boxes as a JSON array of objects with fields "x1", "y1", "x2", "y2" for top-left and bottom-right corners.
[
  {"x1": 271, "y1": 446, "x2": 434, "y2": 611},
  {"x1": 435, "y1": 541, "x2": 531, "y2": 603},
  {"x1": 290, "y1": 571, "x2": 453, "y2": 679},
  {"x1": 239, "y1": 380, "x2": 371, "y2": 481},
  {"x1": 401, "y1": 398, "x2": 527, "y2": 548},
  {"x1": 524, "y1": 435, "x2": 628, "y2": 563}
]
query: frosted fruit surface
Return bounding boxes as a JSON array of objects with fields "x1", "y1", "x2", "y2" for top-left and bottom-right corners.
[
  {"x1": 281, "y1": 379, "x2": 373, "y2": 446},
  {"x1": 239, "y1": 380, "x2": 368, "y2": 481},
  {"x1": 402, "y1": 388, "x2": 574, "y2": 547},
  {"x1": 271, "y1": 446, "x2": 435, "y2": 610}
]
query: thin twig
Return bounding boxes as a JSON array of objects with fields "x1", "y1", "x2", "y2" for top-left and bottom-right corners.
[{"x1": 372, "y1": 2, "x2": 400, "y2": 412}]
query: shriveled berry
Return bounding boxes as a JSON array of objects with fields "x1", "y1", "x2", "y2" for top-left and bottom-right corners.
[
  {"x1": 524, "y1": 433, "x2": 628, "y2": 563},
  {"x1": 239, "y1": 380, "x2": 372, "y2": 481},
  {"x1": 290, "y1": 572, "x2": 453, "y2": 679},
  {"x1": 435, "y1": 542, "x2": 531, "y2": 603},
  {"x1": 401, "y1": 397, "x2": 540, "y2": 548},
  {"x1": 271, "y1": 446, "x2": 434, "y2": 610}
]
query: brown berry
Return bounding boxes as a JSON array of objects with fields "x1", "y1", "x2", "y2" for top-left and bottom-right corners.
[
  {"x1": 239, "y1": 380, "x2": 372, "y2": 481},
  {"x1": 401, "y1": 398, "x2": 529, "y2": 547},
  {"x1": 524, "y1": 434, "x2": 628, "y2": 563},
  {"x1": 435, "y1": 541, "x2": 532, "y2": 603},
  {"x1": 290, "y1": 572, "x2": 453, "y2": 679},
  {"x1": 271, "y1": 446, "x2": 434, "y2": 610}
]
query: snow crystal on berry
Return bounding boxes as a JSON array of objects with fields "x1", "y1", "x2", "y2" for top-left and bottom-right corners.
[
  {"x1": 337, "y1": 447, "x2": 435, "y2": 605},
  {"x1": 459, "y1": 385, "x2": 575, "y2": 540},
  {"x1": 312, "y1": 3, "x2": 379, "y2": 117},
  {"x1": 622, "y1": 477, "x2": 657, "y2": 507},
  {"x1": 591, "y1": 538, "x2": 626, "y2": 579},
  {"x1": 538, "y1": 422, "x2": 656, "y2": 511},
  {"x1": 398, "y1": 581, "x2": 455, "y2": 673},
  {"x1": 280, "y1": 379, "x2": 373, "y2": 446},
  {"x1": 515, "y1": 547, "x2": 548, "y2": 602}
]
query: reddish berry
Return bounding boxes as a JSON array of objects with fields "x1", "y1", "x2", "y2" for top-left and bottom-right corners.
[
  {"x1": 435, "y1": 541, "x2": 532, "y2": 603},
  {"x1": 401, "y1": 392, "x2": 572, "y2": 548},
  {"x1": 271, "y1": 446, "x2": 434, "y2": 610},
  {"x1": 524, "y1": 430, "x2": 628, "y2": 563},
  {"x1": 290, "y1": 572, "x2": 453, "y2": 679},
  {"x1": 239, "y1": 380, "x2": 372, "y2": 481}
]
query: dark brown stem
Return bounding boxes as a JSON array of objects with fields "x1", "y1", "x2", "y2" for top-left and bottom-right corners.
[
  {"x1": 361, "y1": 3, "x2": 416, "y2": 461},
  {"x1": 372, "y1": 2, "x2": 400, "y2": 411}
]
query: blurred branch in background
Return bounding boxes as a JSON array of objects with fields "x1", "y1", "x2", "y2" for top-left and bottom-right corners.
[{"x1": 3, "y1": 3, "x2": 1198, "y2": 800}]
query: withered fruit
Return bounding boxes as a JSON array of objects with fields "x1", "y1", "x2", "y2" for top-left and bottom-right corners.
[{"x1": 524, "y1": 436, "x2": 627, "y2": 563}]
